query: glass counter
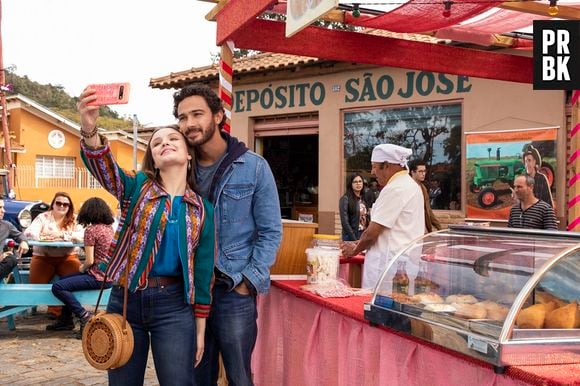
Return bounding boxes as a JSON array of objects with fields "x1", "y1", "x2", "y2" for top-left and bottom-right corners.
[{"x1": 364, "y1": 225, "x2": 580, "y2": 372}]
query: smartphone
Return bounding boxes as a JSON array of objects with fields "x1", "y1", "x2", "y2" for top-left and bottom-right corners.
[{"x1": 87, "y1": 83, "x2": 130, "y2": 105}]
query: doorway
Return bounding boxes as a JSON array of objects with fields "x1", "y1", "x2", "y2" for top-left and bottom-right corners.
[{"x1": 261, "y1": 135, "x2": 319, "y2": 221}]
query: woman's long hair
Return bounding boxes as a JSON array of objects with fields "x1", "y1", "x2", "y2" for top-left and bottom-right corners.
[
  {"x1": 50, "y1": 192, "x2": 75, "y2": 229},
  {"x1": 345, "y1": 173, "x2": 365, "y2": 213},
  {"x1": 141, "y1": 125, "x2": 197, "y2": 192}
]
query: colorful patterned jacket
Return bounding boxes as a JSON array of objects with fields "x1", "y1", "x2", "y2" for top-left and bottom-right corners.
[{"x1": 81, "y1": 137, "x2": 215, "y2": 318}]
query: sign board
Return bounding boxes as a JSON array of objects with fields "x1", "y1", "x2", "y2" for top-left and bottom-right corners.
[{"x1": 286, "y1": 0, "x2": 338, "y2": 38}]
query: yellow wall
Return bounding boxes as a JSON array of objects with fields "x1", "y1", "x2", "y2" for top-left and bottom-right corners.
[
  {"x1": 228, "y1": 66, "x2": 566, "y2": 233},
  {"x1": 8, "y1": 105, "x2": 144, "y2": 213}
]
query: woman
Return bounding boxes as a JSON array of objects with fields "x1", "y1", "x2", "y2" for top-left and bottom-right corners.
[
  {"x1": 339, "y1": 173, "x2": 369, "y2": 241},
  {"x1": 50, "y1": 197, "x2": 115, "y2": 338},
  {"x1": 78, "y1": 86, "x2": 215, "y2": 386},
  {"x1": 24, "y1": 191, "x2": 84, "y2": 325}
]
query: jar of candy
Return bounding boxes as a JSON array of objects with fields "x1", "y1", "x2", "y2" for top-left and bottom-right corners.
[{"x1": 305, "y1": 234, "x2": 341, "y2": 284}]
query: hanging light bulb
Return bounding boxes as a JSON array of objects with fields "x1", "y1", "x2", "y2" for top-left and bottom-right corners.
[
  {"x1": 548, "y1": 0, "x2": 558, "y2": 16},
  {"x1": 442, "y1": 1, "x2": 453, "y2": 17},
  {"x1": 352, "y1": 3, "x2": 361, "y2": 18}
]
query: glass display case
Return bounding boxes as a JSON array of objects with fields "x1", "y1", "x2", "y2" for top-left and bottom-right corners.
[{"x1": 364, "y1": 225, "x2": 580, "y2": 373}]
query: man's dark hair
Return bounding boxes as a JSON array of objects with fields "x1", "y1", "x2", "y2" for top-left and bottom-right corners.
[
  {"x1": 172, "y1": 84, "x2": 225, "y2": 129},
  {"x1": 77, "y1": 197, "x2": 115, "y2": 226},
  {"x1": 408, "y1": 159, "x2": 426, "y2": 174}
]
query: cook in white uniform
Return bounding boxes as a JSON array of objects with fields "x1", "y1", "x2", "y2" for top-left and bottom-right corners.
[{"x1": 341, "y1": 144, "x2": 424, "y2": 289}]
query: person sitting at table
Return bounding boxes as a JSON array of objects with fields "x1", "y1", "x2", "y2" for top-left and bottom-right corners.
[
  {"x1": 24, "y1": 191, "x2": 84, "y2": 324},
  {"x1": 0, "y1": 199, "x2": 29, "y2": 280},
  {"x1": 50, "y1": 197, "x2": 115, "y2": 337},
  {"x1": 79, "y1": 86, "x2": 215, "y2": 385}
]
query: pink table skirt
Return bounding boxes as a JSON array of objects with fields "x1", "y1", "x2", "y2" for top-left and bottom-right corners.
[{"x1": 252, "y1": 280, "x2": 580, "y2": 386}]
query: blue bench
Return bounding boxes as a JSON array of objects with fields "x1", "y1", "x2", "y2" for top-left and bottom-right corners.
[{"x1": 0, "y1": 284, "x2": 110, "y2": 330}]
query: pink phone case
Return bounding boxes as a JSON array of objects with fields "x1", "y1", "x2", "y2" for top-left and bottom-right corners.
[{"x1": 88, "y1": 83, "x2": 130, "y2": 105}]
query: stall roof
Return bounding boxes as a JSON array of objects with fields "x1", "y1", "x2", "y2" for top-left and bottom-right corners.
[
  {"x1": 173, "y1": 0, "x2": 579, "y2": 84},
  {"x1": 150, "y1": 29, "x2": 446, "y2": 89}
]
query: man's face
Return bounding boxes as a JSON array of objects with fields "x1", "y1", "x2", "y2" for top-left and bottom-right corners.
[
  {"x1": 0, "y1": 200, "x2": 4, "y2": 220},
  {"x1": 412, "y1": 165, "x2": 426, "y2": 182},
  {"x1": 176, "y1": 95, "x2": 223, "y2": 147},
  {"x1": 524, "y1": 155, "x2": 537, "y2": 175},
  {"x1": 371, "y1": 162, "x2": 392, "y2": 187},
  {"x1": 513, "y1": 176, "x2": 532, "y2": 201}
]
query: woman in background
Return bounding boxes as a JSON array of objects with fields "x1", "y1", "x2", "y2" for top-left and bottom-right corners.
[
  {"x1": 50, "y1": 197, "x2": 115, "y2": 337},
  {"x1": 24, "y1": 191, "x2": 84, "y2": 325},
  {"x1": 339, "y1": 173, "x2": 369, "y2": 241}
]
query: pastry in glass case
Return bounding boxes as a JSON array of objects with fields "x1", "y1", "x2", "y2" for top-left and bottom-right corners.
[{"x1": 364, "y1": 225, "x2": 580, "y2": 373}]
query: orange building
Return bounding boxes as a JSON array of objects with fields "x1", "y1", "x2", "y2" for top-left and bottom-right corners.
[{"x1": 2, "y1": 94, "x2": 146, "y2": 211}]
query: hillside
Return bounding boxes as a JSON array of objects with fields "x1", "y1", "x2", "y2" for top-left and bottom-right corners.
[{"x1": 5, "y1": 72, "x2": 132, "y2": 131}]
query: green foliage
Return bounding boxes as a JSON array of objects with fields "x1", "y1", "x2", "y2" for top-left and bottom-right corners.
[{"x1": 5, "y1": 71, "x2": 131, "y2": 130}]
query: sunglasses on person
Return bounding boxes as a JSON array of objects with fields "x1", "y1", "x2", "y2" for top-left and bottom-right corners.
[{"x1": 54, "y1": 201, "x2": 70, "y2": 208}]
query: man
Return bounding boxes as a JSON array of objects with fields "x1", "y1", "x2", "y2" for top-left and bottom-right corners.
[
  {"x1": 0, "y1": 199, "x2": 29, "y2": 280},
  {"x1": 342, "y1": 144, "x2": 424, "y2": 289},
  {"x1": 408, "y1": 159, "x2": 441, "y2": 233},
  {"x1": 174, "y1": 84, "x2": 282, "y2": 386},
  {"x1": 523, "y1": 145, "x2": 553, "y2": 208},
  {"x1": 508, "y1": 175, "x2": 557, "y2": 230}
]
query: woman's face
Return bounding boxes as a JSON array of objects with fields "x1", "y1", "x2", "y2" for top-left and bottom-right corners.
[
  {"x1": 52, "y1": 195, "x2": 71, "y2": 216},
  {"x1": 150, "y1": 128, "x2": 191, "y2": 170},
  {"x1": 352, "y1": 176, "x2": 364, "y2": 193}
]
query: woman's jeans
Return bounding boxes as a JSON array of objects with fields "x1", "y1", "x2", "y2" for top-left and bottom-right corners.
[
  {"x1": 51, "y1": 272, "x2": 109, "y2": 319},
  {"x1": 107, "y1": 282, "x2": 196, "y2": 386}
]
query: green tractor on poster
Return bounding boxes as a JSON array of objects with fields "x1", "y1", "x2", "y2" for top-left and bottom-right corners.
[{"x1": 470, "y1": 147, "x2": 555, "y2": 208}]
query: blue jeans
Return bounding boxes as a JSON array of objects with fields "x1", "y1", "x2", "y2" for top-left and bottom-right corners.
[
  {"x1": 51, "y1": 272, "x2": 108, "y2": 318},
  {"x1": 107, "y1": 283, "x2": 196, "y2": 386},
  {"x1": 195, "y1": 284, "x2": 257, "y2": 386}
]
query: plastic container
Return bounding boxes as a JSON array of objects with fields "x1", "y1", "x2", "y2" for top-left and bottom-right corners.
[{"x1": 305, "y1": 234, "x2": 341, "y2": 284}]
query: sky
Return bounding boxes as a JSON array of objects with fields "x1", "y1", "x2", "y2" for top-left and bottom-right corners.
[{"x1": 2, "y1": 0, "x2": 219, "y2": 126}]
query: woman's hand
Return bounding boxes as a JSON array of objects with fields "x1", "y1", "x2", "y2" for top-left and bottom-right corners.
[
  {"x1": 77, "y1": 87, "x2": 100, "y2": 131},
  {"x1": 17, "y1": 241, "x2": 29, "y2": 256},
  {"x1": 194, "y1": 318, "x2": 206, "y2": 367}
]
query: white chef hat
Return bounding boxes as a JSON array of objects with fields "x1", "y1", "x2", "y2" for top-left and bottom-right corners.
[{"x1": 371, "y1": 144, "x2": 413, "y2": 168}]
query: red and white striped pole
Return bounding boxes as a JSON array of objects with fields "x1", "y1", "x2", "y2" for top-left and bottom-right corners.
[
  {"x1": 219, "y1": 40, "x2": 234, "y2": 133},
  {"x1": 567, "y1": 90, "x2": 580, "y2": 230}
]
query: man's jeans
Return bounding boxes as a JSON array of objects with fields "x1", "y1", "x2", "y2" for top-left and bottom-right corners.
[
  {"x1": 0, "y1": 254, "x2": 17, "y2": 280},
  {"x1": 51, "y1": 272, "x2": 108, "y2": 319},
  {"x1": 195, "y1": 284, "x2": 257, "y2": 386},
  {"x1": 107, "y1": 283, "x2": 197, "y2": 386}
]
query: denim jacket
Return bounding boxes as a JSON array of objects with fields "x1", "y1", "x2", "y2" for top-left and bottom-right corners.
[{"x1": 211, "y1": 146, "x2": 282, "y2": 294}]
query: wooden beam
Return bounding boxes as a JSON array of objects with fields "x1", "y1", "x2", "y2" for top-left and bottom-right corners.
[
  {"x1": 205, "y1": 0, "x2": 228, "y2": 22},
  {"x1": 499, "y1": 1, "x2": 580, "y2": 20},
  {"x1": 215, "y1": 0, "x2": 276, "y2": 45},
  {"x1": 228, "y1": 18, "x2": 533, "y2": 83}
]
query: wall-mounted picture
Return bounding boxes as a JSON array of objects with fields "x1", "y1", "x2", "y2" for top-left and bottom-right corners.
[{"x1": 465, "y1": 127, "x2": 557, "y2": 221}]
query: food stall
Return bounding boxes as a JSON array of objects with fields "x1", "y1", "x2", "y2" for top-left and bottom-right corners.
[{"x1": 365, "y1": 225, "x2": 580, "y2": 373}]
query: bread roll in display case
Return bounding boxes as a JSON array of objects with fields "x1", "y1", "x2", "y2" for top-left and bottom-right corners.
[{"x1": 364, "y1": 225, "x2": 580, "y2": 373}]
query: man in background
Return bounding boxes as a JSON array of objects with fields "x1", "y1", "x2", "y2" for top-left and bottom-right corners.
[
  {"x1": 508, "y1": 175, "x2": 557, "y2": 230},
  {"x1": 0, "y1": 199, "x2": 29, "y2": 280},
  {"x1": 342, "y1": 144, "x2": 424, "y2": 288},
  {"x1": 174, "y1": 84, "x2": 282, "y2": 386},
  {"x1": 408, "y1": 159, "x2": 442, "y2": 233}
]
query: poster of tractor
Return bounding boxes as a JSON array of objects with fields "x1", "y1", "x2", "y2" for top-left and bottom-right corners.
[{"x1": 466, "y1": 127, "x2": 557, "y2": 221}]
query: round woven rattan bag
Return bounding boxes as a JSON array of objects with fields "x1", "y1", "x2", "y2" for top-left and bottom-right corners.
[{"x1": 82, "y1": 312, "x2": 134, "y2": 370}]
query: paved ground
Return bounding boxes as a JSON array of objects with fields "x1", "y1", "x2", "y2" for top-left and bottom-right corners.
[{"x1": 0, "y1": 307, "x2": 158, "y2": 385}]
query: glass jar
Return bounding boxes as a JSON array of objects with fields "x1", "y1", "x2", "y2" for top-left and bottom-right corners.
[{"x1": 305, "y1": 234, "x2": 341, "y2": 284}]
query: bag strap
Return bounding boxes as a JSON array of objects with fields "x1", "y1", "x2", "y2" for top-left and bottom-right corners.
[
  {"x1": 92, "y1": 173, "x2": 148, "y2": 329},
  {"x1": 92, "y1": 268, "x2": 129, "y2": 331}
]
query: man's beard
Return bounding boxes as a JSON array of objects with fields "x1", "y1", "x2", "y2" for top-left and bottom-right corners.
[{"x1": 185, "y1": 120, "x2": 217, "y2": 147}]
